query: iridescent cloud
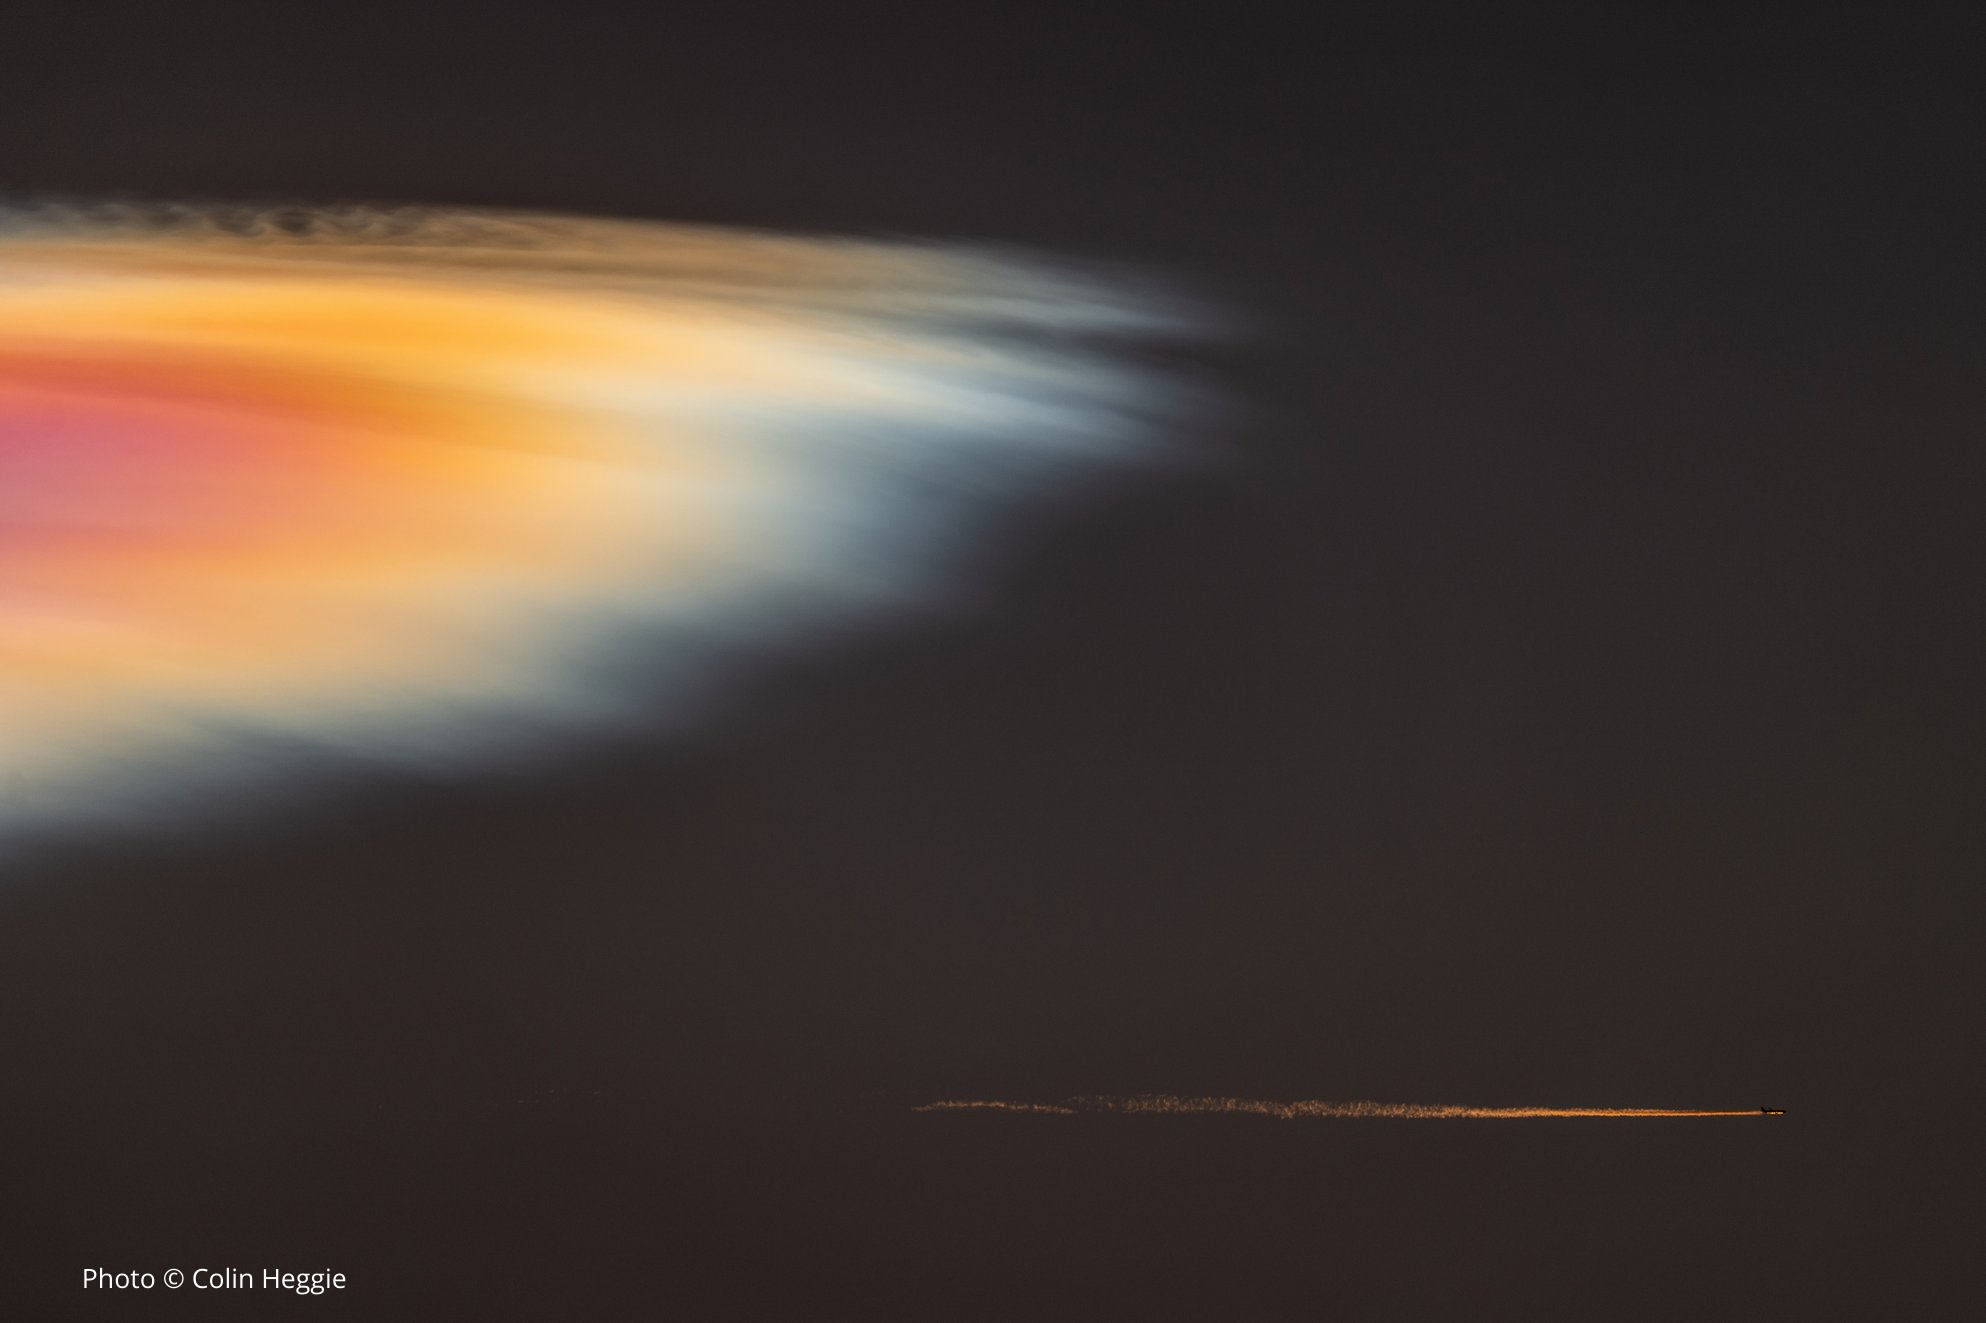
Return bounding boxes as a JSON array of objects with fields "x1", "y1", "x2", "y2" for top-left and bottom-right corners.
[{"x1": 0, "y1": 203, "x2": 1199, "y2": 833}]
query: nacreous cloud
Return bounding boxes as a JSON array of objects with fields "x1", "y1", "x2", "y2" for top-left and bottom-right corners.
[{"x1": 0, "y1": 203, "x2": 1203, "y2": 832}]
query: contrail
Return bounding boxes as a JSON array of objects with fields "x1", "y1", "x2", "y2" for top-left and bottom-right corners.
[
  {"x1": 917, "y1": 1095, "x2": 1764, "y2": 1118},
  {"x1": 917, "y1": 1100, "x2": 1080, "y2": 1115}
]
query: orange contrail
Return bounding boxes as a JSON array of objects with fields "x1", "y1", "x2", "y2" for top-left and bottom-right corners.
[
  {"x1": 916, "y1": 1099, "x2": 1080, "y2": 1115},
  {"x1": 916, "y1": 1095, "x2": 1762, "y2": 1118}
]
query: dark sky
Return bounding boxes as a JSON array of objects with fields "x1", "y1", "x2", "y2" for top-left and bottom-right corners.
[{"x1": 2, "y1": 6, "x2": 1981, "y2": 1318}]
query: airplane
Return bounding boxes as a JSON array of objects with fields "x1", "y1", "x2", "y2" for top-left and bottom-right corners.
[{"x1": 1760, "y1": 1107, "x2": 1786, "y2": 1116}]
